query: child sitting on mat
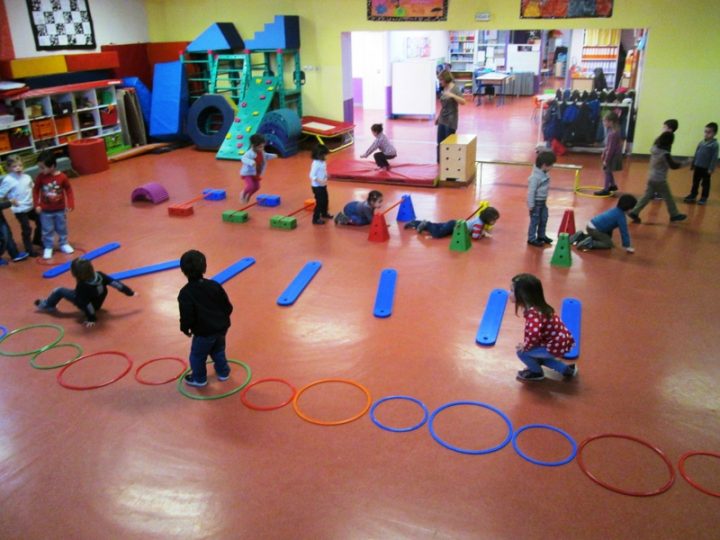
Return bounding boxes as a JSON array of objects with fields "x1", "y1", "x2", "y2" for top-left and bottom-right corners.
[
  {"x1": 360, "y1": 124, "x2": 397, "y2": 171},
  {"x1": 240, "y1": 134, "x2": 277, "y2": 203},
  {"x1": 35, "y1": 258, "x2": 136, "y2": 328},
  {"x1": 405, "y1": 206, "x2": 500, "y2": 239},
  {"x1": 334, "y1": 190, "x2": 383, "y2": 226},
  {"x1": 570, "y1": 194, "x2": 637, "y2": 252},
  {"x1": 511, "y1": 273, "x2": 576, "y2": 382}
]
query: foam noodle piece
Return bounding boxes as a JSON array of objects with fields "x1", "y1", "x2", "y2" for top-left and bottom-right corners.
[
  {"x1": 43, "y1": 242, "x2": 121, "y2": 279},
  {"x1": 561, "y1": 298, "x2": 582, "y2": 360},
  {"x1": 373, "y1": 269, "x2": 397, "y2": 318},
  {"x1": 108, "y1": 260, "x2": 180, "y2": 281},
  {"x1": 202, "y1": 189, "x2": 226, "y2": 201},
  {"x1": 277, "y1": 261, "x2": 321, "y2": 306},
  {"x1": 475, "y1": 288, "x2": 509, "y2": 346},
  {"x1": 211, "y1": 257, "x2": 256, "y2": 285}
]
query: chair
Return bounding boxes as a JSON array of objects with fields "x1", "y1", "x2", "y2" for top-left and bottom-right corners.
[
  {"x1": 531, "y1": 95, "x2": 549, "y2": 122},
  {"x1": 472, "y1": 69, "x2": 484, "y2": 105}
]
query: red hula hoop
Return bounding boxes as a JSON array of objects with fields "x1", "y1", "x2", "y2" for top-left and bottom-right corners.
[
  {"x1": 57, "y1": 350, "x2": 133, "y2": 390},
  {"x1": 678, "y1": 451, "x2": 720, "y2": 498},
  {"x1": 240, "y1": 377, "x2": 297, "y2": 411},
  {"x1": 134, "y1": 356, "x2": 187, "y2": 385},
  {"x1": 35, "y1": 247, "x2": 87, "y2": 266}
]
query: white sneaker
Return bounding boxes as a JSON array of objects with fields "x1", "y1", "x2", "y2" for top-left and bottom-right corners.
[
  {"x1": 60, "y1": 244, "x2": 74, "y2": 254},
  {"x1": 43, "y1": 248, "x2": 53, "y2": 259}
]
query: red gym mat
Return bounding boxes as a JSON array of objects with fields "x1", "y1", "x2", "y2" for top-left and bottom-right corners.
[{"x1": 328, "y1": 159, "x2": 438, "y2": 187}]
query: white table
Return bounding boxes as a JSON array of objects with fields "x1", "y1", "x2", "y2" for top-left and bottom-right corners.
[{"x1": 475, "y1": 73, "x2": 515, "y2": 105}]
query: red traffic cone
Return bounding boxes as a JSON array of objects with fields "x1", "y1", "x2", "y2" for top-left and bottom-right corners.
[
  {"x1": 558, "y1": 209, "x2": 576, "y2": 235},
  {"x1": 368, "y1": 213, "x2": 390, "y2": 242}
]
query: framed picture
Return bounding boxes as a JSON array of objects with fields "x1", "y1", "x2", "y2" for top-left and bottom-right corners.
[
  {"x1": 368, "y1": 0, "x2": 448, "y2": 22},
  {"x1": 520, "y1": 0, "x2": 614, "y2": 19},
  {"x1": 26, "y1": 0, "x2": 96, "y2": 51}
]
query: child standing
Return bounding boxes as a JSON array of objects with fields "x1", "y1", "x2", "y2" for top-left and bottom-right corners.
[
  {"x1": 683, "y1": 122, "x2": 718, "y2": 205},
  {"x1": 594, "y1": 112, "x2": 623, "y2": 196},
  {"x1": 570, "y1": 194, "x2": 637, "y2": 253},
  {"x1": 32, "y1": 152, "x2": 75, "y2": 259},
  {"x1": 0, "y1": 198, "x2": 26, "y2": 263},
  {"x1": 177, "y1": 250, "x2": 234, "y2": 387},
  {"x1": 628, "y1": 130, "x2": 690, "y2": 224},
  {"x1": 360, "y1": 124, "x2": 397, "y2": 170},
  {"x1": 1, "y1": 155, "x2": 41, "y2": 257},
  {"x1": 35, "y1": 258, "x2": 136, "y2": 328},
  {"x1": 511, "y1": 273, "x2": 576, "y2": 382},
  {"x1": 527, "y1": 151, "x2": 556, "y2": 247},
  {"x1": 334, "y1": 190, "x2": 383, "y2": 226},
  {"x1": 240, "y1": 134, "x2": 277, "y2": 203},
  {"x1": 405, "y1": 206, "x2": 500, "y2": 240},
  {"x1": 309, "y1": 144, "x2": 333, "y2": 225}
]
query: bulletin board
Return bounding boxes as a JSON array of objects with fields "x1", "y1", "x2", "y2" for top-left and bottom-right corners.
[
  {"x1": 368, "y1": 0, "x2": 448, "y2": 21},
  {"x1": 26, "y1": 0, "x2": 96, "y2": 51},
  {"x1": 520, "y1": 0, "x2": 614, "y2": 18}
]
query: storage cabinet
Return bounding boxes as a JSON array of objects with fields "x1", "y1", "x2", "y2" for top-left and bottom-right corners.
[{"x1": 448, "y1": 30, "x2": 477, "y2": 88}]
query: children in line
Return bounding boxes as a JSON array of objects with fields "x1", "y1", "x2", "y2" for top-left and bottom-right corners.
[
  {"x1": 628, "y1": 128, "x2": 690, "y2": 224},
  {"x1": 527, "y1": 151, "x2": 556, "y2": 247},
  {"x1": 570, "y1": 194, "x2": 637, "y2": 252},
  {"x1": 309, "y1": 145, "x2": 333, "y2": 225},
  {"x1": 35, "y1": 258, "x2": 136, "y2": 328},
  {"x1": 178, "y1": 249, "x2": 234, "y2": 388},
  {"x1": 594, "y1": 112, "x2": 623, "y2": 196},
  {"x1": 334, "y1": 190, "x2": 383, "y2": 226},
  {"x1": 360, "y1": 124, "x2": 397, "y2": 170},
  {"x1": 32, "y1": 152, "x2": 75, "y2": 259},
  {"x1": 240, "y1": 134, "x2": 277, "y2": 203},
  {"x1": 0, "y1": 155, "x2": 40, "y2": 257},
  {"x1": 684, "y1": 122, "x2": 718, "y2": 205},
  {"x1": 511, "y1": 273, "x2": 576, "y2": 382},
  {"x1": 0, "y1": 198, "x2": 25, "y2": 264},
  {"x1": 405, "y1": 206, "x2": 500, "y2": 240}
]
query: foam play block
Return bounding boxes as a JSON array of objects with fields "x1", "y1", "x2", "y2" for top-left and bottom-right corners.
[
  {"x1": 211, "y1": 257, "x2": 256, "y2": 285},
  {"x1": 1, "y1": 56, "x2": 68, "y2": 79},
  {"x1": 328, "y1": 159, "x2": 438, "y2": 188},
  {"x1": 277, "y1": 261, "x2": 322, "y2": 306},
  {"x1": 245, "y1": 15, "x2": 300, "y2": 50},
  {"x1": 561, "y1": 298, "x2": 582, "y2": 360},
  {"x1": 109, "y1": 260, "x2": 180, "y2": 280},
  {"x1": 187, "y1": 23, "x2": 244, "y2": 53},
  {"x1": 270, "y1": 215, "x2": 297, "y2": 229},
  {"x1": 373, "y1": 269, "x2": 397, "y2": 318},
  {"x1": 256, "y1": 194, "x2": 280, "y2": 207},
  {"x1": 168, "y1": 205, "x2": 193, "y2": 217},
  {"x1": 475, "y1": 288, "x2": 509, "y2": 346},
  {"x1": 43, "y1": 242, "x2": 121, "y2": 279},
  {"x1": 222, "y1": 210, "x2": 248, "y2": 223},
  {"x1": 65, "y1": 52, "x2": 120, "y2": 72},
  {"x1": 202, "y1": 189, "x2": 226, "y2": 201},
  {"x1": 149, "y1": 60, "x2": 188, "y2": 138}
]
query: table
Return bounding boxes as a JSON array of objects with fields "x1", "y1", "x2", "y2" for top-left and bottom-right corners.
[{"x1": 475, "y1": 73, "x2": 515, "y2": 106}]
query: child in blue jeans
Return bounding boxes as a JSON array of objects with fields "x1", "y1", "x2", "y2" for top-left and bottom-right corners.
[
  {"x1": 405, "y1": 206, "x2": 499, "y2": 239},
  {"x1": 334, "y1": 190, "x2": 383, "y2": 226},
  {"x1": 178, "y1": 250, "x2": 234, "y2": 387},
  {"x1": 527, "y1": 151, "x2": 556, "y2": 247}
]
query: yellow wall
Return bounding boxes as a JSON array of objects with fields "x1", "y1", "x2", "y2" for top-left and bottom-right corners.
[{"x1": 145, "y1": 0, "x2": 720, "y2": 155}]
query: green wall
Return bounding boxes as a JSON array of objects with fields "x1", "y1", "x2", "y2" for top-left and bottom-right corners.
[{"x1": 145, "y1": 0, "x2": 720, "y2": 155}]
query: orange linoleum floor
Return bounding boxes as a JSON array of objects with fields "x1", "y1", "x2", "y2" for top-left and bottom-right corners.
[{"x1": 1, "y1": 98, "x2": 719, "y2": 539}]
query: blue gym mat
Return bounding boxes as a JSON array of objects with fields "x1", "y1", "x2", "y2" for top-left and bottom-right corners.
[
  {"x1": 475, "y1": 288, "x2": 509, "y2": 346},
  {"x1": 277, "y1": 261, "x2": 322, "y2": 306},
  {"x1": 109, "y1": 260, "x2": 180, "y2": 281},
  {"x1": 561, "y1": 298, "x2": 582, "y2": 359},
  {"x1": 43, "y1": 242, "x2": 121, "y2": 279},
  {"x1": 211, "y1": 257, "x2": 256, "y2": 285},
  {"x1": 373, "y1": 269, "x2": 397, "y2": 318}
]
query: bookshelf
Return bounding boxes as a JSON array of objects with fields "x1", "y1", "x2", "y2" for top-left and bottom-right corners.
[{"x1": 448, "y1": 30, "x2": 477, "y2": 87}]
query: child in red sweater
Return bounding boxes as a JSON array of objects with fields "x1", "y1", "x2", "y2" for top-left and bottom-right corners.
[{"x1": 32, "y1": 152, "x2": 75, "y2": 259}]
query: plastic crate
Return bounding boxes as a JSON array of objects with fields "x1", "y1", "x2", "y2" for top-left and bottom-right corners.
[
  {"x1": 9, "y1": 128, "x2": 31, "y2": 150},
  {"x1": 100, "y1": 106, "x2": 118, "y2": 127},
  {"x1": 31, "y1": 118, "x2": 56, "y2": 140},
  {"x1": 103, "y1": 132, "x2": 124, "y2": 151},
  {"x1": 0, "y1": 131, "x2": 10, "y2": 153},
  {"x1": 54, "y1": 116, "x2": 74, "y2": 134}
]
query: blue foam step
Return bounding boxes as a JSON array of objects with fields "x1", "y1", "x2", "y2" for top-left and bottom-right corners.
[
  {"x1": 43, "y1": 242, "x2": 121, "y2": 279},
  {"x1": 561, "y1": 298, "x2": 582, "y2": 359},
  {"x1": 475, "y1": 288, "x2": 509, "y2": 346},
  {"x1": 277, "y1": 261, "x2": 321, "y2": 306},
  {"x1": 211, "y1": 257, "x2": 256, "y2": 285},
  {"x1": 257, "y1": 194, "x2": 280, "y2": 207},
  {"x1": 373, "y1": 268, "x2": 397, "y2": 318},
  {"x1": 109, "y1": 260, "x2": 180, "y2": 280},
  {"x1": 202, "y1": 189, "x2": 227, "y2": 201}
]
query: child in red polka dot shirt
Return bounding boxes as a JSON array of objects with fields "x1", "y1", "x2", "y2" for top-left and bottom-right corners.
[{"x1": 511, "y1": 273, "x2": 576, "y2": 382}]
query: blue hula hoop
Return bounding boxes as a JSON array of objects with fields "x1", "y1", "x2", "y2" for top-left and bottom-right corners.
[
  {"x1": 0, "y1": 326, "x2": 7, "y2": 339},
  {"x1": 428, "y1": 400, "x2": 513, "y2": 455},
  {"x1": 370, "y1": 395, "x2": 429, "y2": 433},
  {"x1": 512, "y1": 423, "x2": 578, "y2": 467}
]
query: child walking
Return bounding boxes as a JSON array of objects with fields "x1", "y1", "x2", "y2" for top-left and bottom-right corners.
[
  {"x1": 594, "y1": 112, "x2": 623, "y2": 196},
  {"x1": 683, "y1": 122, "x2": 718, "y2": 205},
  {"x1": 35, "y1": 258, "x2": 136, "y2": 328},
  {"x1": 628, "y1": 130, "x2": 690, "y2": 224},
  {"x1": 334, "y1": 190, "x2": 383, "y2": 226},
  {"x1": 1, "y1": 155, "x2": 41, "y2": 257},
  {"x1": 360, "y1": 124, "x2": 397, "y2": 170},
  {"x1": 511, "y1": 273, "x2": 576, "y2": 382},
  {"x1": 178, "y1": 249, "x2": 234, "y2": 387},
  {"x1": 527, "y1": 151, "x2": 556, "y2": 247},
  {"x1": 309, "y1": 144, "x2": 333, "y2": 225},
  {"x1": 240, "y1": 134, "x2": 277, "y2": 203},
  {"x1": 32, "y1": 152, "x2": 74, "y2": 259},
  {"x1": 405, "y1": 206, "x2": 500, "y2": 239},
  {"x1": 570, "y1": 194, "x2": 637, "y2": 253}
]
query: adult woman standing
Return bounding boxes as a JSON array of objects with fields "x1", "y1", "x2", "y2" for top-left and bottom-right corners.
[{"x1": 436, "y1": 70, "x2": 466, "y2": 162}]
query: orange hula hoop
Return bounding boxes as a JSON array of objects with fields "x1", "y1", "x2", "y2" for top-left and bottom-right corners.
[{"x1": 292, "y1": 378, "x2": 372, "y2": 426}]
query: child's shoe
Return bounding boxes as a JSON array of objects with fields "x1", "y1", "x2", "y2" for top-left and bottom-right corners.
[
  {"x1": 568, "y1": 231, "x2": 586, "y2": 245},
  {"x1": 540, "y1": 236, "x2": 553, "y2": 244},
  {"x1": 698, "y1": 198, "x2": 708, "y2": 205},
  {"x1": 60, "y1": 244, "x2": 74, "y2": 254},
  {"x1": 516, "y1": 369, "x2": 545, "y2": 382},
  {"x1": 184, "y1": 374, "x2": 207, "y2": 387},
  {"x1": 34, "y1": 299, "x2": 57, "y2": 312},
  {"x1": 576, "y1": 237, "x2": 593, "y2": 250},
  {"x1": 608, "y1": 185, "x2": 619, "y2": 192},
  {"x1": 416, "y1": 220, "x2": 429, "y2": 233},
  {"x1": 670, "y1": 213, "x2": 687, "y2": 222},
  {"x1": 43, "y1": 248, "x2": 53, "y2": 259},
  {"x1": 527, "y1": 239, "x2": 545, "y2": 247},
  {"x1": 628, "y1": 212, "x2": 641, "y2": 224},
  {"x1": 322, "y1": 213, "x2": 334, "y2": 219},
  {"x1": 594, "y1": 189, "x2": 611, "y2": 196},
  {"x1": 217, "y1": 371, "x2": 231, "y2": 382},
  {"x1": 334, "y1": 212, "x2": 349, "y2": 225},
  {"x1": 683, "y1": 195, "x2": 696, "y2": 203},
  {"x1": 563, "y1": 364, "x2": 579, "y2": 378},
  {"x1": 312, "y1": 218, "x2": 326, "y2": 225},
  {"x1": 403, "y1": 220, "x2": 420, "y2": 230},
  {"x1": 12, "y1": 252, "x2": 29, "y2": 262},
  {"x1": 0, "y1": 258, "x2": 7, "y2": 266}
]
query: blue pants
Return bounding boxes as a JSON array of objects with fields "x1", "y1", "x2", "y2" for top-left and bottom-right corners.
[
  {"x1": 0, "y1": 221, "x2": 20, "y2": 259},
  {"x1": 43, "y1": 287, "x2": 78, "y2": 309},
  {"x1": 517, "y1": 347, "x2": 569, "y2": 375},
  {"x1": 189, "y1": 333, "x2": 230, "y2": 383},
  {"x1": 343, "y1": 201, "x2": 371, "y2": 226},
  {"x1": 528, "y1": 200, "x2": 548, "y2": 242},
  {"x1": 436, "y1": 124, "x2": 456, "y2": 162},
  {"x1": 424, "y1": 220, "x2": 457, "y2": 239},
  {"x1": 40, "y1": 211, "x2": 69, "y2": 249}
]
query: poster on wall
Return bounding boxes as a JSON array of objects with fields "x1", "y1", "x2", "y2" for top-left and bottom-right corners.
[
  {"x1": 520, "y1": 0, "x2": 614, "y2": 19},
  {"x1": 26, "y1": 0, "x2": 96, "y2": 51},
  {"x1": 367, "y1": 0, "x2": 448, "y2": 22},
  {"x1": 406, "y1": 37, "x2": 431, "y2": 58}
]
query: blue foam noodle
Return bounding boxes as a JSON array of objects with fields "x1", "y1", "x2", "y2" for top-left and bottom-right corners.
[
  {"x1": 475, "y1": 288, "x2": 509, "y2": 346},
  {"x1": 43, "y1": 242, "x2": 121, "y2": 279},
  {"x1": 109, "y1": 260, "x2": 180, "y2": 280},
  {"x1": 211, "y1": 257, "x2": 256, "y2": 285},
  {"x1": 561, "y1": 298, "x2": 582, "y2": 359},
  {"x1": 373, "y1": 268, "x2": 397, "y2": 318},
  {"x1": 277, "y1": 261, "x2": 322, "y2": 306}
]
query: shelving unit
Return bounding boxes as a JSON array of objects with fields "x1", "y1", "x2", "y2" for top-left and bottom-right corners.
[
  {"x1": 448, "y1": 30, "x2": 477, "y2": 88},
  {"x1": 580, "y1": 29, "x2": 620, "y2": 89},
  {"x1": 476, "y1": 30, "x2": 510, "y2": 71},
  {"x1": 0, "y1": 79, "x2": 124, "y2": 158}
]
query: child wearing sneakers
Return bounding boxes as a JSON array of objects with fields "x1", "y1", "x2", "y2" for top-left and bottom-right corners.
[
  {"x1": 360, "y1": 124, "x2": 397, "y2": 170},
  {"x1": 405, "y1": 206, "x2": 500, "y2": 239},
  {"x1": 178, "y1": 250, "x2": 234, "y2": 387},
  {"x1": 511, "y1": 273, "x2": 576, "y2": 382},
  {"x1": 32, "y1": 152, "x2": 75, "y2": 259},
  {"x1": 0, "y1": 198, "x2": 26, "y2": 264},
  {"x1": 334, "y1": 190, "x2": 383, "y2": 226},
  {"x1": 240, "y1": 134, "x2": 277, "y2": 203},
  {"x1": 309, "y1": 144, "x2": 333, "y2": 225},
  {"x1": 571, "y1": 194, "x2": 637, "y2": 253},
  {"x1": 594, "y1": 112, "x2": 623, "y2": 196},
  {"x1": 1, "y1": 155, "x2": 40, "y2": 257},
  {"x1": 527, "y1": 151, "x2": 557, "y2": 247},
  {"x1": 684, "y1": 122, "x2": 718, "y2": 205}
]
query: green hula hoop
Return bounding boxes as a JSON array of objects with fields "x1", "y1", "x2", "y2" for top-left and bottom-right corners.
[
  {"x1": 176, "y1": 358, "x2": 252, "y2": 401},
  {"x1": 0, "y1": 324, "x2": 65, "y2": 357},
  {"x1": 30, "y1": 342, "x2": 83, "y2": 370}
]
